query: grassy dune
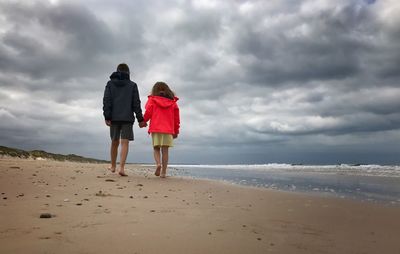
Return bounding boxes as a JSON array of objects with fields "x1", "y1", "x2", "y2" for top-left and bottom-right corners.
[{"x1": 0, "y1": 145, "x2": 108, "y2": 163}]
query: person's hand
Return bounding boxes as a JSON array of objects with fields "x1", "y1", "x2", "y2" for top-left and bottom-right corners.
[
  {"x1": 105, "y1": 120, "x2": 111, "y2": 126},
  {"x1": 173, "y1": 134, "x2": 178, "y2": 139},
  {"x1": 139, "y1": 121, "x2": 147, "y2": 128}
]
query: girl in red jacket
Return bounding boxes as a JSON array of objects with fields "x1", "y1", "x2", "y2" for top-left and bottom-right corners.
[{"x1": 143, "y1": 82, "x2": 180, "y2": 178}]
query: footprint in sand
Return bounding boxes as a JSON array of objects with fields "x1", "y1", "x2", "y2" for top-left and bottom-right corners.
[{"x1": 95, "y1": 191, "x2": 110, "y2": 197}]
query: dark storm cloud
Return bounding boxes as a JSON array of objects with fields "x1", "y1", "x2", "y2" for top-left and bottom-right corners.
[
  {"x1": 0, "y1": 0, "x2": 399, "y2": 163},
  {"x1": 230, "y1": 2, "x2": 375, "y2": 86},
  {"x1": 0, "y1": 2, "x2": 117, "y2": 80}
]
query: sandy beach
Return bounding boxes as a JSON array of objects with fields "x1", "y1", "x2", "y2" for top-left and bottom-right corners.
[{"x1": 1, "y1": 158, "x2": 399, "y2": 254}]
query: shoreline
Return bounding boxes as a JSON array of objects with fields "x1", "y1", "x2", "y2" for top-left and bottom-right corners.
[
  {"x1": 1, "y1": 158, "x2": 400, "y2": 254},
  {"x1": 136, "y1": 166, "x2": 400, "y2": 206},
  {"x1": 139, "y1": 164, "x2": 400, "y2": 206}
]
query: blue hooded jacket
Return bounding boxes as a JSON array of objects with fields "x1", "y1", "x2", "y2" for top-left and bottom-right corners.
[{"x1": 102, "y1": 71, "x2": 144, "y2": 123}]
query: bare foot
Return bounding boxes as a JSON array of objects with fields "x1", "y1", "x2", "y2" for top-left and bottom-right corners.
[
  {"x1": 160, "y1": 169, "x2": 166, "y2": 178},
  {"x1": 119, "y1": 171, "x2": 128, "y2": 177},
  {"x1": 154, "y1": 165, "x2": 161, "y2": 176},
  {"x1": 108, "y1": 167, "x2": 116, "y2": 173}
]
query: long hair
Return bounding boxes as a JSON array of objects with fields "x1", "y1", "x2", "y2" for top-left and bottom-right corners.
[{"x1": 151, "y1": 81, "x2": 175, "y2": 99}]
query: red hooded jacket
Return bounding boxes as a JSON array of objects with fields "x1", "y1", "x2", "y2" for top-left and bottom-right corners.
[{"x1": 143, "y1": 95, "x2": 180, "y2": 135}]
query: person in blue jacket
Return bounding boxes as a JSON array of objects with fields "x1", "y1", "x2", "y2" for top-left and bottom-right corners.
[{"x1": 103, "y1": 63, "x2": 146, "y2": 176}]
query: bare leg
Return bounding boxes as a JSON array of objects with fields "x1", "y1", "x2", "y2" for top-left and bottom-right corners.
[
  {"x1": 160, "y1": 146, "x2": 169, "y2": 178},
  {"x1": 109, "y1": 139, "x2": 119, "y2": 172},
  {"x1": 119, "y1": 139, "x2": 129, "y2": 176},
  {"x1": 153, "y1": 146, "x2": 161, "y2": 176}
]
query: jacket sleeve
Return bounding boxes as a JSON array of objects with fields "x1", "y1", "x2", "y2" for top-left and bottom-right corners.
[
  {"x1": 132, "y1": 83, "x2": 144, "y2": 122},
  {"x1": 143, "y1": 99, "x2": 153, "y2": 123},
  {"x1": 174, "y1": 104, "x2": 180, "y2": 135},
  {"x1": 103, "y1": 83, "x2": 112, "y2": 120}
]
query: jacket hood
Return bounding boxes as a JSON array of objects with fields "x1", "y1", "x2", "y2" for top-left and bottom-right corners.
[
  {"x1": 148, "y1": 95, "x2": 179, "y2": 108},
  {"x1": 109, "y1": 71, "x2": 130, "y2": 86}
]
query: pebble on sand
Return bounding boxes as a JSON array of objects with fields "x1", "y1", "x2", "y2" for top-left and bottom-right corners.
[
  {"x1": 40, "y1": 213, "x2": 52, "y2": 219},
  {"x1": 105, "y1": 179, "x2": 116, "y2": 182}
]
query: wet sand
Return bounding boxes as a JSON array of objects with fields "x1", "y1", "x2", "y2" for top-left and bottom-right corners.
[{"x1": 1, "y1": 158, "x2": 399, "y2": 254}]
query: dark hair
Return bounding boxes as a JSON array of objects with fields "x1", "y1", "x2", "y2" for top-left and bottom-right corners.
[
  {"x1": 151, "y1": 81, "x2": 175, "y2": 99},
  {"x1": 117, "y1": 63, "x2": 130, "y2": 73}
]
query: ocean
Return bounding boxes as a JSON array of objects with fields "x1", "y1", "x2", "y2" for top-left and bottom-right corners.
[{"x1": 162, "y1": 164, "x2": 400, "y2": 205}]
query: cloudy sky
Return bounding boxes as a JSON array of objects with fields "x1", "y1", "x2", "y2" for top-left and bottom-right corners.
[{"x1": 0, "y1": 0, "x2": 399, "y2": 164}]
